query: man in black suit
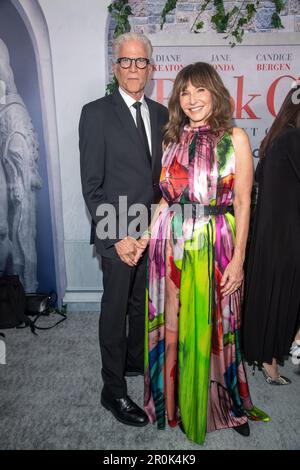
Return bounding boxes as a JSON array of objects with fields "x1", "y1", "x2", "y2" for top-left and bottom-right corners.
[{"x1": 79, "y1": 33, "x2": 168, "y2": 426}]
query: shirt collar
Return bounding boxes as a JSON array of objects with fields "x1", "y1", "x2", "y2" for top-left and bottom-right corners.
[{"x1": 118, "y1": 86, "x2": 146, "y2": 109}]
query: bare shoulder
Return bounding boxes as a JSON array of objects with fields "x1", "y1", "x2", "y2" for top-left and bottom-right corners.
[
  {"x1": 231, "y1": 127, "x2": 250, "y2": 145},
  {"x1": 231, "y1": 127, "x2": 252, "y2": 160}
]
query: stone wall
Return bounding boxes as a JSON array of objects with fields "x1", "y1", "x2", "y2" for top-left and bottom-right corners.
[{"x1": 126, "y1": 0, "x2": 300, "y2": 34}]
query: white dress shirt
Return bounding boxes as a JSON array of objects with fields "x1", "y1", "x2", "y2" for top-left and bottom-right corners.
[{"x1": 118, "y1": 87, "x2": 152, "y2": 155}]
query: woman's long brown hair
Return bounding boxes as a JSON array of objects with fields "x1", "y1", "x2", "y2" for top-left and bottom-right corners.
[
  {"x1": 259, "y1": 84, "x2": 300, "y2": 160},
  {"x1": 164, "y1": 62, "x2": 233, "y2": 145}
]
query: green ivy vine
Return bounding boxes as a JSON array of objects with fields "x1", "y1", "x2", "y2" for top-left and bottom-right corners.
[
  {"x1": 161, "y1": 0, "x2": 285, "y2": 46},
  {"x1": 106, "y1": 1, "x2": 133, "y2": 94},
  {"x1": 108, "y1": 0, "x2": 132, "y2": 38},
  {"x1": 106, "y1": 0, "x2": 285, "y2": 93}
]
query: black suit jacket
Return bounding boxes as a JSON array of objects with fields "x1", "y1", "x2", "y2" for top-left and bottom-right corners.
[{"x1": 79, "y1": 89, "x2": 169, "y2": 258}]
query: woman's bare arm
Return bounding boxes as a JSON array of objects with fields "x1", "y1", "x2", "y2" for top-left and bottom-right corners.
[{"x1": 220, "y1": 127, "x2": 254, "y2": 296}]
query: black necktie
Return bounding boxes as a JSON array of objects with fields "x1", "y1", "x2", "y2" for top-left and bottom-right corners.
[{"x1": 133, "y1": 101, "x2": 151, "y2": 165}]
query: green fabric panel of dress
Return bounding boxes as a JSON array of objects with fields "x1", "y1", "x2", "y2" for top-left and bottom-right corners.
[{"x1": 178, "y1": 220, "x2": 215, "y2": 444}]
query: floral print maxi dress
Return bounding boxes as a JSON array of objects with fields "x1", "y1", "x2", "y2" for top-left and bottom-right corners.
[{"x1": 144, "y1": 125, "x2": 253, "y2": 444}]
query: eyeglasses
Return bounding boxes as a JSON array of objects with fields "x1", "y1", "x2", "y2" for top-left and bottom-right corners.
[{"x1": 116, "y1": 57, "x2": 150, "y2": 69}]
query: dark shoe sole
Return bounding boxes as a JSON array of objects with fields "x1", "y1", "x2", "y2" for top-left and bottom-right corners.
[{"x1": 101, "y1": 397, "x2": 149, "y2": 427}]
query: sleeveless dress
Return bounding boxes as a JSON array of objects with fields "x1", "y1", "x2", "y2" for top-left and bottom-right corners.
[{"x1": 144, "y1": 125, "x2": 255, "y2": 444}]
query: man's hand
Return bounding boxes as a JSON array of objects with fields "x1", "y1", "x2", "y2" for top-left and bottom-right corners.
[{"x1": 114, "y1": 237, "x2": 139, "y2": 266}]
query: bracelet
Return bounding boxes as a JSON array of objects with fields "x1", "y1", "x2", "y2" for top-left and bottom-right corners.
[{"x1": 142, "y1": 228, "x2": 151, "y2": 238}]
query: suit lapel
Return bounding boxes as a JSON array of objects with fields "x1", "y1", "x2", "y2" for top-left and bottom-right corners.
[
  {"x1": 146, "y1": 98, "x2": 158, "y2": 170},
  {"x1": 112, "y1": 90, "x2": 158, "y2": 170},
  {"x1": 112, "y1": 89, "x2": 142, "y2": 149}
]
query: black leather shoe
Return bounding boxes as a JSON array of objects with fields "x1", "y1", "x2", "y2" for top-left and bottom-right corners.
[
  {"x1": 233, "y1": 422, "x2": 250, "y2": 436},
  {"x1": 125, "y1": 369, "x2": 144, "y2": 377},
  {"x1": 101, "y1": 392, "x2": 149, "y2": 427}
]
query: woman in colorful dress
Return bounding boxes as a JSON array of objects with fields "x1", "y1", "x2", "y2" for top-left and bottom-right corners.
[
  {"x1": 136, "y1": 62, "x2": 269, "y2": 445},
  {"x1": 243, "y1": 84, "x2": 300, "y2": 381}
]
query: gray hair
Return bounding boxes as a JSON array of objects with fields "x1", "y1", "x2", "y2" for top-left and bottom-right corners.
[{"x1": 113, "y1": 32, "x2": 153, "y2": 60}]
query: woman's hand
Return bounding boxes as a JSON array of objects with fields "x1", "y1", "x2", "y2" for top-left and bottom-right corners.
[
  {"x1": 220, "y1": 256, "x2": 244, "y2": 297},
  {"x1": 133, "y1": 236, "x2": 149, "y2": 264},
  {"x1": 131, "y1": 197, "x2": 168, "y2": 265}
]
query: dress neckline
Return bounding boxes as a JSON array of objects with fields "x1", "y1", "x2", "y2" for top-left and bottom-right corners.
[{"x1": 184, "y1": 124, "x2": 211, "y2": 133}]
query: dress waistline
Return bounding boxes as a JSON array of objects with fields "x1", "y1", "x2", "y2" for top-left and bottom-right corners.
[{"x1": 167, "y1": 201, "x2": 234, "y2": 217}]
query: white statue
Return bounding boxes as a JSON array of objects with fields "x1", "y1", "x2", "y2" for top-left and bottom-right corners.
[{"x1": 0, "y1": 38, "x2": 42, "y2": 292}]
